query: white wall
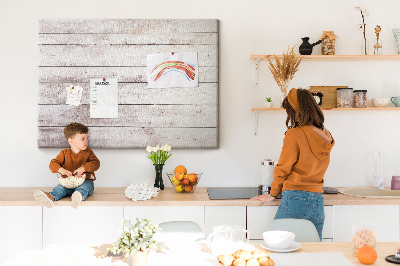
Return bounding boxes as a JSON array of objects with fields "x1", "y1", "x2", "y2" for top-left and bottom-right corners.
[{"x1": 1, "y1": 0, "x2": 400, "y2": 188}]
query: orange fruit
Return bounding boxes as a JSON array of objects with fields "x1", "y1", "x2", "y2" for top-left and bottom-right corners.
[
  {"x1": 357, "y1": 246, "x2": 377, "y2": 264},
  {"x1": 174, "y1": 165, "x2": 187, "y2": 175}
]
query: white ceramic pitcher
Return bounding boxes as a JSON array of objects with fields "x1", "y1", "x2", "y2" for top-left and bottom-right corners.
[{"x1": 207, "y1": 225, "x2": 233, "y2": 256}]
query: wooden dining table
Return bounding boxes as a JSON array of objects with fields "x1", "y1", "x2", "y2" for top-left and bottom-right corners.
[{"x1": 3, "y1": 242, "x2": 399, "y2": 265}]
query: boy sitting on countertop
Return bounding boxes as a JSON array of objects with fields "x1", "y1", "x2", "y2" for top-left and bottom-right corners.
[{"x1": 34, "y1": 122, "x2": 100, "y2": 209}]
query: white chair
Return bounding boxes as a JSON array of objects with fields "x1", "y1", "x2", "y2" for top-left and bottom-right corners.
[
  {"x1": 267, "y1": 219, "x2": 320, "y2": 242},
  {"x1": 156, "y1": 221, "x2": 206, "y2": 250}
]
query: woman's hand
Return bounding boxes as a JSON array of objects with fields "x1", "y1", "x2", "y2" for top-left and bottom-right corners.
[{"x1": 250, "y1": 194, "x2": 275, "y2": 207}]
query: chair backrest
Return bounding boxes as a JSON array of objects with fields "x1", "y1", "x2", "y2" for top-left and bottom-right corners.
[
  {"x1": 267, "y1": 219, "x2": 320, "y2": 242},
  {"x1": 158, "y1": 221, "x2": 203, "y2": 234}
]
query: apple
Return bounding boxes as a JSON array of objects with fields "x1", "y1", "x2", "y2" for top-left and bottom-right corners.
[
  {"x1": 175, "y1": 185, "x2": 185, "y2": 193},
  {"x1": 171, "y1": 176, "x2": 181, "y2": 186},
  {"x1": 181, "y1": 178, "x2": 190, "y2": 186},
  {"x1": 184, "y1": 185, "x2": 194, "y2": 192},
  {"x1": 175, "y1": 172, "x2": 184, "y2": 181},
  {"x1": 188, "y1": 173, "x2": 198, "y2": 183}
]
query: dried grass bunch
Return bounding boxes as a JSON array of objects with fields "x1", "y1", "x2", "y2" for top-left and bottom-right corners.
[{"x1": 267, "y1": 46, "x2": 303, "y2": 96}]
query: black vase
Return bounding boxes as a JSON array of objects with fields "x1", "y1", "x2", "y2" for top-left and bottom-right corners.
[
  {"x1": 299, "y1": 37, "x2": 322, "y2": 55},
  {"x1": 154, "y1": 164, "x2": 164, "y2": 190}
]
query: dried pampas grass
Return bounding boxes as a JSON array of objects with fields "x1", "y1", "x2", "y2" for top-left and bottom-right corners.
[{"x1": 267, "y1": 46, "x2": 303, "y2": 95}]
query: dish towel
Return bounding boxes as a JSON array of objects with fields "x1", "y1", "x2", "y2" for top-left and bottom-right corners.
[{"x1": 269, "y1": 252, "x2": 353, "y2": 266}]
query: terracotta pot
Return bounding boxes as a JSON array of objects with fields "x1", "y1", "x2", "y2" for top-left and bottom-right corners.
[{"x1": 130, "y1": 250, "x2": 149, "y2": 266}]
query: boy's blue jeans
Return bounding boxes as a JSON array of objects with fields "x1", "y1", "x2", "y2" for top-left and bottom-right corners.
[
  {"x1": 274, "y1": 190, "x2": 324, "y2": 240},
  {"x1": 50, "y1": 180, "x2": 94, "y2": 201}
]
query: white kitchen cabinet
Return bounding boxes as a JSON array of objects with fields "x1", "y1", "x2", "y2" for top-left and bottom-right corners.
[
  {"x1": 247, "y1": 206, "x2": 333, "y2": 240},
  {"x1": 333, "y1": 205, "x2": 399, "y2": 242},
  {"x1": 204, "y1": 206, "x2": 246, "y2": 236},
  {"x1": 0, "y1": 206, "x2": 42, "y2": 264},
  {"x1": 43, "y1": 206, "x2": 123, "y2": 247},
  {"x1": 124, "y1": 206, "x2": 205, "y2": 232}
]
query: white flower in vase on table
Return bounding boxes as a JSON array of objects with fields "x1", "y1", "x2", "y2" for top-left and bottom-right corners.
[{"x1": 355, "y1": 5, "x2": 370, "y2": 55}]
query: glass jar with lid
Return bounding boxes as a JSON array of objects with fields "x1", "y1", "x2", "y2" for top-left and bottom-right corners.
[
  {"x1": 354, "y1": 90, "x2": 367, "y2": 108},
  {"x1": 337, "y1": 88, "x2": 353, "y2": 108},
  {"x1": 258, "y1": 159, "x2": 276, "y2": 195}
]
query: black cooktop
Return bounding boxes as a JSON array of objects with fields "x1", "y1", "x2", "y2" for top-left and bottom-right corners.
[{"x1": 207, "y1": 187, "x2": 259, "y2": 200}]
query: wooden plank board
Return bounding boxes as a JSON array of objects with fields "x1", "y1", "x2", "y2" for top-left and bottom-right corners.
[
  {"x1": 38, "y1": 44, "x2": 218, "y2": 67},
  {"x1": 38, "y1": 104, "x2": 218, "y2": 127},
  {"x1": 39, "y1": 33, "x2": 218, "y2": 45},
  {"x1": 309, "y1": 86, "x2": 348, "y2": 108},
  {"x1": 251, "y1": 54, "x2": 400, "y2": 61},
  {"x1": 38, "y1": 66, "x2": 218, "y2": 83},
  {"x1": 39, "y1": 19, "x2": 218, "y2": 34},
  {"x1": 38, "y1": 19, "x2": 219, "y2": 148},
  {"x1": 38, "y1": 127, "x2": 218, "y2": 148},
  {"x1": 38, "y1": 83, "x2": 218, "y2": 105}
]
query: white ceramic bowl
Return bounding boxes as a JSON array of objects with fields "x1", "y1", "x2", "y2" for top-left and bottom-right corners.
[
  {"x1": 263, "y1": 230, "x2": 295, "y2": 250},
  {"x1": 372, "y1": 98, "x2": 390, "y2": 107}
]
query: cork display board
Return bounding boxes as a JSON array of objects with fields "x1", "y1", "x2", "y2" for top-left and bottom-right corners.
[{"x1": 38, "y1": 19, "x2": 219, "y2": 148}]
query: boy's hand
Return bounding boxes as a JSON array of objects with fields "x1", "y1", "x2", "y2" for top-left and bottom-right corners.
[
  {"x1": 73, "y1": 166, "x2": 85, "y2": 178},
  {"x1": 58, "y1": 168, "x2": 72, "y2": 177},
  {"x1": 250, "y1": 194, "x2": 275, "y2": 207}
]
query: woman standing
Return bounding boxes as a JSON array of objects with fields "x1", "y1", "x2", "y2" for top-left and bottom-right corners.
[{"x1": 251, "y1": 88, "x2": 335, "y2": 240}]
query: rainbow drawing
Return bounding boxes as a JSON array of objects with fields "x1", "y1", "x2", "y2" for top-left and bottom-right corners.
[{"x1": 150, "y1": 61, "x2": 196, "y2": 82}]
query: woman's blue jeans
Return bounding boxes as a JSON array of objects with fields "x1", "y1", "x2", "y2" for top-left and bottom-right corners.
[
  {"x1": 274, "y1": 190, "x2": 324, "y2": 240},
  {"x1": 50, "y1": 180, "x2": 94, "y2": 201}
]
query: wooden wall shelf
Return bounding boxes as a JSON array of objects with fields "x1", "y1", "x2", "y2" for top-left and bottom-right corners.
[{"x1": 250, "y1": 55, "x2": 400, "y2": 61}]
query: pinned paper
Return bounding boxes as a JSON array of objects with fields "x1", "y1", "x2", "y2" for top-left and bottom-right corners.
[
  {"x1": 147, "y1": 52, "x2": 198, "y2": 88},
  {"x1": 90, "y1": 78, "x2": 118, "y2": 118},
  {"x1": 66, "y1": 85, "x2": 83, "y2": 106}
]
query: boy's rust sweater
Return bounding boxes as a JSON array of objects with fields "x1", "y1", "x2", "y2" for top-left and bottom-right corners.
[
  {"x1": 270, "y1": 125, "x2": 335, "y2": 197},
  {"x1": 49, "y1": 148, "x2": 100, "y2": 180}
]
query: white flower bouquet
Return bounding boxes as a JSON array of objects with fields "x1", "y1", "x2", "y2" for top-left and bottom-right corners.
[{"x1": 146, "y1": 145, "x2": 172, "y2": 165}]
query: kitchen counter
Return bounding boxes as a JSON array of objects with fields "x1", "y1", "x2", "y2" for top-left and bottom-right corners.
[{"x1": 1, "y1": 187, "x2": 400, "y2": 206}]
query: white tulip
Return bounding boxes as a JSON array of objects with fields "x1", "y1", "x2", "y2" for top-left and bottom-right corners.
[
  {"x1": 165, "y1": 145, "x2": 171, "y2": 152},
  {"x1": 156, "y1": 145, "x2": 160, "y2": 151},
  {"x1": 146, "y1": 146, "x2": 152, "y2": 153},
  {"x1": 160, "y1": 145, "x2": 166, "y2": 151},
  {"x1": 152, "y1": 146, "x2": 158, "y2": 152}
]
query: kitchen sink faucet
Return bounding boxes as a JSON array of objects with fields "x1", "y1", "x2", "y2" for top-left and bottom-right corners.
[{"x1": 372, "y1": 150, "x2": 384, "y2": 189}]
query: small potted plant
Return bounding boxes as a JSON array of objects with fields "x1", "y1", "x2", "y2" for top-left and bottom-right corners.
[
  {"x1": 110, "y1": 218, "x2": 164, "y2": 266},
  {"x1": 265, "y1": 97, "x2": 273, "y2": 108}
]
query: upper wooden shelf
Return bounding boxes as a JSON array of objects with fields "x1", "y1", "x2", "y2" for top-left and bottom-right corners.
[
  {"x1": 250, "y1": 55, "x2": 400, "y2": 61},
  {"x1": 252, "y1": 107, "x2": 400, "y2": 111}
]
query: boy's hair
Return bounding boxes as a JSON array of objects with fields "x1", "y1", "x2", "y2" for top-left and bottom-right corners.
[
  {"x1": 282, "y1": 88, "x2": 324, "y2": 130},
  {"x1": 64, "y1": 122, "x2": 88, "y2": 140}
]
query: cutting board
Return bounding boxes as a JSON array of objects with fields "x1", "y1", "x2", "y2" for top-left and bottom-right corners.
[{"x1": 309, "y1": 86, "x2": 348, "y2": 108}]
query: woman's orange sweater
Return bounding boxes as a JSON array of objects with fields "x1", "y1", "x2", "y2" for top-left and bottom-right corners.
[{"x1": 270, "y1": 125, "x2": 335, "y2": 197}]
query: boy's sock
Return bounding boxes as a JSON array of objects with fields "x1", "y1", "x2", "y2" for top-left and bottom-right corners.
[
  {"x1": 34, "y1": 190, "x2": 54, "y2": 208},
  {"x1": 71, "y1": 191, "x2": 83, "y2": 209}
]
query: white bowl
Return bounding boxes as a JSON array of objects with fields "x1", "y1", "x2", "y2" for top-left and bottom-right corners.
[
  {"x1": 58, "y1": 174, "x2": 86, "y2": 189},
  {"x1": 372, "y1": 98, "x2": 390, "y2": 107},
  {"x1": 263, "y1": 230, "x2": 295, "y2": 250}
]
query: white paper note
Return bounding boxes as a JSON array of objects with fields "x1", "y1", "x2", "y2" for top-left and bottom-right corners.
[
  {"x1": 66, "y1": 85, "x2": 83, "y2": 106},
  {"x1": 147, "y1": 52, "x2": 198, "y2": 88},
  {"x1": 90, "y1": 78, "x2": 118, "y2": 118}
]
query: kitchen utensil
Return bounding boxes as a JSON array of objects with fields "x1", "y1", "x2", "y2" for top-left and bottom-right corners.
[
  {"x1": 372, "y1": 151, "x2": 384, "y2": 189},
  {"x1": 207, "y1": 225, "x2": 233, "y2": 256},
  {"x1": 353, "y1": 90, "x2": 367, "y2": 108},
  {"x1": 263, "y1": 231, "x2": 295, "y2": 250},
  {"x1": 166, "y1": 172, "x2": 202, "y2": 193},
  {"x1": 391, "y1": 176, "x2": 400, "y2": 190},
  {"x1": 299, "y1": 37, "x2": 322, "y2": 55},
  {"x1": 385, "y1": 255, "x2": 400, "y2": 264},
  {"x1": 391, "y1": 97, "x2": 400, "y2": 107},
  {"x1": 258, "y1": 159, "x2": 276, "y2": 195},
  {"x1": 260, "y1": 241, "x2": 301, "y2": 253},
  {"x1": 230, "y1": 226, "x2": 250, "y2": 250},
  {"x1": 337, "y1": 88, "x2": 353, "y2": 107},
  {"x1": 372, "y1": 98, "x2": 390, "y2": 107},
  {"x1": 352, "y1": 223, "x2": 377, "y2": 255}
]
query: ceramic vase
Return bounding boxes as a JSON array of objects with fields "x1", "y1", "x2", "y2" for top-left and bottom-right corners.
[
  {"x1": 130, "y1": 250, "x2": 149, "y2": 266},
  {"x1": 392, "y1": 28, "x2": 400, "y2": 54},
  {"x1": 264, "y1": 101, "x2": 273, "y2": 108},
  {"x1": 154, "y1": 164, "x2": 164, "y2": 190}
]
